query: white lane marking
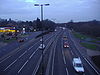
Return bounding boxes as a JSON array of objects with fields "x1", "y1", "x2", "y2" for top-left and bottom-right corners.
[
  {"x1": 32, "y1": 56, "x2": 42, "y2": 75},
  {"x1": 84, "y1": 57, "x2": 100, "y2": 75},
  {"x1": 4, "y1": 59, "x2": 17, "y2": 71},
  {"x1": 18, "y1": 60, "x2": 29, "y2": 73},
  {"x1": 51, "y1": 42, "x2": 56, "y2": 75},
  {"x1": 0, "y1": 56, "x2": 11, "y2": 63},
  {"x1": 17, "y1": 33, "x2": 55, "y2": 74},
  {"x1": 68, "y1": 30, "x2": 100, "y2": 75},
  {"x1": 45, "y1": 45, "x2": 54, "y2": 75},
  {"x1": 32, "y1": 31, "x2": 61, "y2": 75},
  {"x1": 61, "y1": 38, "x2": 69, "y2": 75},
  {"x1": 0, "y1": 37, "x2": 37, "y2": 64},
  {"x1": 66, "y1": 68, "x2": 69, "y2": 75},
  {"x1": 28, "y1": 46, "x2": 33, "y2": 50},
  {"x1": 71, "y1": 50, "x2": 74, "y2": 56},
  {"x1": 3, "y1": 51, "x2": 27, "y2": 71},
  {"x1": 28, "y1": 41, "x2": 39, "y2": 51},
  {"x1": 61, "y1": 40, "x2": 66, "y2": 65},
  {"x1": 2, "y1": 32, "x2": 54, "y2": 73},
  {"x1": 51, "y1": 33, "x2": 61, "y2": 75},
  {"x1": 19, "y1": 51, "x2": 27, "y2": 58},
  {"x1": 29, "y1": 48, "x2": 38, "y2": 59}
]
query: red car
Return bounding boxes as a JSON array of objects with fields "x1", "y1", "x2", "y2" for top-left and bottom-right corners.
[{"x1": 64, "y1": 42, "x2": 69, "y2": 48}]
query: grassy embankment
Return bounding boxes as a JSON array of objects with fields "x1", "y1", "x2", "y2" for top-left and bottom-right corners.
[{"x1": 73, "y1": 32, "x2": 100, "y2": 51}]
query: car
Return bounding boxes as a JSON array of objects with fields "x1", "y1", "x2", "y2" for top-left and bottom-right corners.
[
  {"x1": 72, "y1": 57, "x2": 84, "y2": 73},
  {"x1": 40, "y1": 39, "x2": 43, "y2": 42},
  {"x1": 64, "y1": 42, "x2": 69, "y2": 48},
  {"x1": 39, "y1": 44, "x2": 45, "y2": 49},
  {"x1": 63, "y1": 36, "x2": 67, "y2": 40},
  {"x1": 18, "y1": 39, "x2": 24, "y2": 42},
  {"x1": 63, "y1": 36, "x2": 67, "y2": 38}
]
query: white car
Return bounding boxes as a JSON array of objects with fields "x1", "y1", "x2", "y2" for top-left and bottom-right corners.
[
  {"x1": 72, "y1": 57, "x2": 84, "y2": 73},
  {"x1": 40, "y1": 39, "x2": 43, "y2": 42},
  {"x1": 39, "y1": 44, "x2": 45, "y2": 49}
]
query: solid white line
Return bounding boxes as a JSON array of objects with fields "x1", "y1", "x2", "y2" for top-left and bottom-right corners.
[
  {"x1": 84, "y1": 57, "x2": 100, "y2": 75},
  {"x1": 18, "y1": 60, "x2": 29, "y2": 73},
  {"x1": 0, "y1": 56, "x2": 11, "y2": 63},
  {"x1": 68, "y1": 30, "x2": 100, "y2": 75},
  {"x1": 4, "y1": 59, "x2": 17, "y2": 71}
]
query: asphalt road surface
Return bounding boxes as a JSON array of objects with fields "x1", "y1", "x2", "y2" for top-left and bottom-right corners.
[{"x1": 0, "y1": 28, "x2": 100, "y2": 75}]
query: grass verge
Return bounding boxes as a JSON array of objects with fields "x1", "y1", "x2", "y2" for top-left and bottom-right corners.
[
  {"x1": 3, "y1": 38, "x2": 16, "y2": 43},
  {"x1": 73, "y1": 32, "x2": 88, "y2": 40},
  {"x1": 80, "y1": 42, "x2": 99, "y2": 50},
  {"x1": 73, "y1": 31, "x2": 100, "y2": 44}
]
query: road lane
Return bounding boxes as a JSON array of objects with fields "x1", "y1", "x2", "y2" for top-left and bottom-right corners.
[
  {"x1": 62, "y1": 32, "x2": 77, "y2": 75},
  {"x1": 18, "y1": 30, "x2": 62, "y2": 75},
  {"x1": 0, "y1": 32, "x2": 41, "y2": 58},
  {"x1": 53, "y1": 33, "x2": 67, "y2": 75},
  {"x1": 34, "y1": 29, "x2": 63, "y2": 75},
  {"x1": 0, "y1": 30, "x2": 58, "y2": 74},
  {"x1": 65, "y1": 28, "x2": 99, "y2": 75}
]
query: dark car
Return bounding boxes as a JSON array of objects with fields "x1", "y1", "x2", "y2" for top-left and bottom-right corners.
[{"x1": 18, "y1": 39, "x2": 24, "y2": 42}]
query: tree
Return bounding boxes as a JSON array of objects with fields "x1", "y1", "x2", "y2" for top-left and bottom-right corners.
[{"x1": 36, "y1": 18, "x2": 42, "y2": 30}]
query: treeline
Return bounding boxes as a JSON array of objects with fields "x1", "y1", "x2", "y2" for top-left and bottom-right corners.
[
  {"x1": 66, "y1": 20, "x2": 100, "y2": 37},
  {"x1": 0, "y1": 18, "x2": 56, "y2": 32}
]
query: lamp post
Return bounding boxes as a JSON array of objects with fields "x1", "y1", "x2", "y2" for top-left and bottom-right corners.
[{"x1": 34, "y1": 3, "x2": 50, "y2": 75}]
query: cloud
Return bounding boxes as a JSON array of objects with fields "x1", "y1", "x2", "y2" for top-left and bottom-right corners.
[{"x1": 0, "y1": 0, "x2": 100, "y2": 22}]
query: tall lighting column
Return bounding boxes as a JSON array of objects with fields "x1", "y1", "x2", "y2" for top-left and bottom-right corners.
[{"x1": 34, "y1": 3, "x2": 50, "y2": 75}]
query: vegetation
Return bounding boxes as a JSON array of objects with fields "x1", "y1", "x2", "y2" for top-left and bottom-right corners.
[
  {"x1": 90, "y1": 39, "x2": 100, "y2": 44},
  {"x1": 73, "y1": 32, "x2": 88, "y2": 40},
  {"x1": 0, "y1": 18, "x2": 56, "y2": 32},
  {"x1": 3, "y1": 38, "x2": 16, "y2": 43},
  {"x1": 66, "y1": 20, "x2": 100, "y2": 37},
  {"x1": 35, "y1": 31, "x2": 51, "y2": 38},
  {"x1": 80, "y1": 42, "x2": 99, "y2": 50}
]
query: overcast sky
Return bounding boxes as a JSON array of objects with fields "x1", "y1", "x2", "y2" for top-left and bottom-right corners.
[{"x1": 0, "y1": 0, "x2": 100, "y2": 23}]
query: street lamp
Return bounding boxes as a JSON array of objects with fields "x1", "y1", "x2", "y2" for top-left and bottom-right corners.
[
  {"x1": 34, "y1": 3, "x2": 49, "y2": 45},
  {"x1": 34, "y1": 3, "x2": 50, "y2": 75}
]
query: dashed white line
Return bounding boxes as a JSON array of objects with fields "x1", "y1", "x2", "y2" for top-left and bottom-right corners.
[
  {"x1": 61, "y1": 43, "x2": 66, "y2": 64},
  {"x1": 4, "y1": 59, "x2": 17, "y2": 71},
  {"x1": 19, "y1": 51, "x2": 27, "y2": 58},
  {"x1": 28, "y1": 47, "x2": 32, "y2": 50},
  {"x1": 71, "y1": 50, "x2": 74, "y2": 56},
  {"x1": 29, "y1": 48, "x2": 38, "y2": 59},
  {"x1": 51, "y1": 42, "x2": 56, "y2": 75},
  {"x1": 18, "y1": 60, "x2": 29, "y2": 73},
  {"x1": 61, "y1": 38, "x2": 69, "y2": 75}
]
